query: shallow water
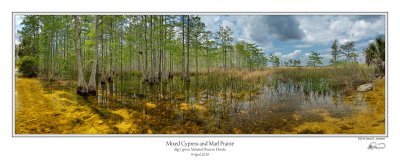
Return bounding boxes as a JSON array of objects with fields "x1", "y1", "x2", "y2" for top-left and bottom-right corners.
[{"x1": 15, "y1": 74, "x2": 385, "y2": 134}]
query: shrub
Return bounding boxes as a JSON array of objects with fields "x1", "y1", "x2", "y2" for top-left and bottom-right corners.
[{"x1": 17, "y1": 56, "x2": 38, "y2": 77}]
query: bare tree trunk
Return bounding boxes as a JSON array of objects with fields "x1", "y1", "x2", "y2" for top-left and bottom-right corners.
[
  {"x1": 88, "y1": 16, "x2": 101, "y2": 95},
  {"x1": 152, "y1": 16, "x2": 158, "y2": 84},
  {"x1": 65, "y1": 19, "x2": 70, "y2": 78},
  {"x1": 169, "y1": 50, "x2": 173, "y2": 78},
  {"x1": 137, "y1": 47, "x2": 141, "y2": 72},
  {"x1": 48, "y1": 32, "x2": 52, "y2": 79},
  {"x1": 158, "y1": 16, "x2": 164, "y2": 80},
  {"x1": 101, "y1": 27, "x2": 106, "y2": 84},
  {"x1": 168, "y1": 18, "x2": 173, "y2": 79},
  {"x1": 120, "y1": 21, "x2": 123, "y2": 81},
  {"x1": 238, "y1": 50, "x2": 241, "y2": 69},
  {"x1": 230, "y1": 47, "x2": 233, "y2": 69},
  {"x1": 224, "y1": 45, "x2": 227, "y2": 71},
  {"x1": 207, "y1": 48, "x2": 210, "y2": 75},
  {"x1": 73, "y1": 15, "x2": 88, "y2": 95},
  {"x1": 129, "y1": 26, "x2": 133, "y2": 73},
  {"x1": 63, "y1": 27, "x2": 67, "y2": 59},
  {"x1": 137, "y1": 31, "x2": 141, "y2": 72},
  {"x1": 149, "y1": 15, "x2": 155, "y2": 84},
  {"x1": 185, "y1": 15, "x2": 190, "y2": 82},
  {"x1": 181, "y1": 15, "x2": 185, "y2": 80},
  {"x1": 143, "y1": 16, "x2": 148, "y2": 82},
  {"x1": 63, "y1": 23, "x2": 67, "y2": 78},
  {"x1": 109, "y1": 18, "x2": 114, "y2": 83},
  {"x1": 163, "y1": 18, "x2": 168, "y2": 80},
  {"x1": 195, "y1": 40, "x2": 198, "y2": 76},
  {"x1": 157, "y1": 16, "x2": 161, "y2": 80}
]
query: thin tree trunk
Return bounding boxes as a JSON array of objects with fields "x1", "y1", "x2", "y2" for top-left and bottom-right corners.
[
  {"x1": 143, "y1": 16, "x2": 148, "y2": 82},
  {"x1": 120, "y1": 21, "x2": 123, "y2": 95},
  {"x1": 168, "y1": 18, "x2": 173, "y2": 79},
  {"x1": 129, "y1": 26, "x2": 133, "y2": 73},
  {"x1": 195, "y1": 40, "x2": 198, "y2": 76},
  {"x1": 238, "y1": 51, "x2": 241, "y2": 69},
  {"x1": 158, "y1": 16, "x2": 163, "y2": 80},
  {"x1": 181, "y1": 15, "x2": 185, "y2": 80},
  {"x1": 149, "y1": 15, "x2": 155, "y2": 84},
  {"x1": 73, "y1": 15, "x2": 88, "y2": 95},
  {"x1": 120, "y1": 22, "x2": 123, "y2": 76},
  {"x1": 65, "y1": 19, "x2": 70, "y2": 78},
  {"x1": 63, "y1": 28, "x2": 67, "y2": 59},
  {"x1": 137, "y1": 28, "x2": 141, "y2": 72},
  {"x1": 48, "y1": 33, "x2": 52, "y2": 79},
  {"x1": 185, "y1": 15, "x2": 190, "y2": 82},
  {"x1": 101, "y1": 26, "x2": 106, "y2": 84},
  {"x1": 88, "y1": 16, "x2": 101, "y2": 94},
  {"x1": 163, "y1": 17, "x2": 168, "y2": 80},
  {"x1": 109, "y1": 18, "x2": 114, "y2": 83},
  {"x1": 152, "y1": 15, "x2": 157, "y2": 84},
  {"x1": 207, "y1": 48, "x2": 209, "y2": 75},
  {"x1": 224, "y1": 45, "x2": 227, "y2": 71}
]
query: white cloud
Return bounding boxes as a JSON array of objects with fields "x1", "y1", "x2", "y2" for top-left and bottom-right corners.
[
  {"x1": 15, "y1": 16, "x2": 24, "y2": 45},
  {"x1": 282, "y1": 49, "x2": 302, "y2": 59},
  {"x1": 350, "y1": 19, "x2": 384, "y2": 40},
  {"x1": 275, "y1": 49, "x2": 306, "y2": 65},
  {"x1": 201, "y1": 15, "x2": 305, "y2": 51},
  {"x1": 221, "y1": 20, "x2": 234, "y2": 28},
  {"x1": 294, "y1": 44, "x2": 312, "y2": 48},
  {"x1": 298, "y1": 16, "x2": 384, "y2": 45},
  {"x1": 16, "y1": 17, "x2": 23, "y2": 27},
  {"x1": 273, "y1": 52, "x2": 282, "y2": 57},
  {"x1": 201, "y1": 16, "x2": 221, "y2": 32},
  {"x1": 320, "y1": 53, "x2": 332, "y2": 65},
  {"x1": 200, "y1": 15, "x2": 384, "y2": 65},
  {"x1": 368, "y1": 39, "x2": 375, "y2": 44}
]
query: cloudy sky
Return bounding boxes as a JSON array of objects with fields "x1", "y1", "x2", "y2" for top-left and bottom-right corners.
[{"x1": 200, "y1": 15, "x2": 385, "y2": 65}]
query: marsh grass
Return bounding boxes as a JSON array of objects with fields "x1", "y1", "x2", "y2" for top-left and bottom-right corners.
[
  {"x1": 15, "y1": 64, "x2": 382, "y2": 134},
  {"x1": 269, "y1": 63, "x2": 374, "y2": 94}
]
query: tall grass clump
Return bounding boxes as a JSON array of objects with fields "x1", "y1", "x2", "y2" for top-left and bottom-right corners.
[{"x1": 269, "y1": 63, "x2": 374, "y2": 94}]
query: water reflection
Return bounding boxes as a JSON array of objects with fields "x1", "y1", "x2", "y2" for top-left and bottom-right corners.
[{"x1": 63, "y1": 73, "x2": 373, "y2": 134}]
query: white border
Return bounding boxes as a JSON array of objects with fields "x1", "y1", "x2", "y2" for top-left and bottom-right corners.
[{"x1": 12, "y1": 12, "x2": 388, "y2": 137}]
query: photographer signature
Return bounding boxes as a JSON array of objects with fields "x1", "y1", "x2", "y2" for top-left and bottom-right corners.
[{"x1": 367, "y1": 142, "x2": 385, "y2": 150}]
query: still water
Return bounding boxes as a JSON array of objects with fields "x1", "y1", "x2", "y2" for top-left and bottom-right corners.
[{"x1": 15, "y1": 74, "x2": 385, "y2": 134}]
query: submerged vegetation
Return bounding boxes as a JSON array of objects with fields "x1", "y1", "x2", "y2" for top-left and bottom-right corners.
[
  {"x1": 270, "y1": 63, "x2": 374, "y2": 94},
  {"x1": 15, "y1": 15, "x2": 385, "y2": 134}
]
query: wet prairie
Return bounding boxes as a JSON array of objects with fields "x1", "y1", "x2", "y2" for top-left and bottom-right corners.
[{"x1": 15, "y1": 66, "x2": 385, "y2": 134}]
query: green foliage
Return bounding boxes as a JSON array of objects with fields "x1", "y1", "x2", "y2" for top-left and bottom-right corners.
[
  {"x1": 216, "y1": 25, "x2": 234, "y2": 46},
  {"x1": 17, "y1": 56, "x2": 38, "y2": 77},
  {"x1": 307, "y1": 51, "x2": 322, "y2": 67},
  {"x1": 216, "y1": 25, "x2": 234, "y2": 69},
  {"x1": 284, "y1": 59, "x2": 301, "y2": 67},
  {"x1": 16, "y1": 15, "x2": 379, "y2": 85},
  {"x1": 329, "y1": 39, "x2": 339, "y2": 65},
  {"x1": 269, "y1": 54, "x2": 280, "y2": 67},
  {"x1": 340, "y1": 41, "x2": 358, "y2": 62},
  {"x1": 17, "y1": 15, "x2": 40, "y2": 57},
  {"x1": 293, "y1": 59, "x2": 301, "y2": 66},
  {"x1": 365, "y1": 35, "x2": 385, "y2": 76},
  {"x1": 234, "y1": 41, "x2": 266, "y2": 69}
]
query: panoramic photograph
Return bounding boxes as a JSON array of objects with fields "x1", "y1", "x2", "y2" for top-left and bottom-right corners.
[{"x1": 14, "y1": 14, "x2": 386, "y2": 134}]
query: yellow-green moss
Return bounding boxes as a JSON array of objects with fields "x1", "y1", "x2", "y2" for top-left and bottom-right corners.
[
  {"x1": 291, "y1": 78, "x2": 385, "y2": 134},
  {"x1": 15, "y1": 78, "x2": 112, "y2": 134}
]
